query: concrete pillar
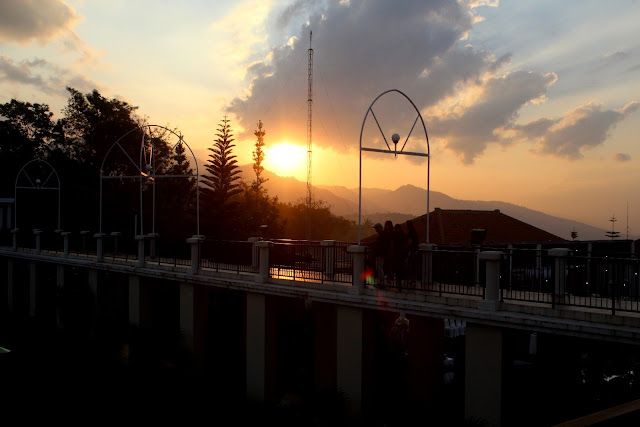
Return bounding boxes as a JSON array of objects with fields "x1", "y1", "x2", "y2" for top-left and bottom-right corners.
[
  {"x1": 474, "y1": 247, "x2": 481, "y2": 285},
  {"x1": 314, "y1": 302, "x2": 337, "y2": 394},
  {"x1": 88, "y1": 269, "x2": 99, "y2": 334},
  {"x1": 465, "y1": 323, "x2": 503, "y2": 427},
  {"x1": 11, "y1": 228, "x2": 18, "y2": 251},
  {"x1": 348, "y1": 245, "x2": 366, "y2": 294},
  {"x1": 33, "y1": 229, "x2": 42, "y2": 254},
  {"x1": 29, "y1": 261, "x2": 37, "y2": 317},
  {"x1": 94, "y1": 233, "x2": 106, "y2": 263},
  {"x1": 336, "y1": 305, "x2": 363, "y2": 422},
  {"x1": 549, "y1": 248, "x2": 570, "y2": 305},
  {"x1": 62, "y1": 232, "x2": 71, "y2": 258},
  {"x1": 245, "y1": 292, "x2": 277, "y2": 403},
  {"x1": 128, "y1": 274, "x2": 152, "y2": 328},
  {"x1": 249, "y1": 237, "x2": 260, "y2": 269},
  {"x1": 187, "y1": 237, "x2": 200, "y2": 274},
  {"x1": 407, "y1": 315, "x2": 444, "y2": 411},
  {"x1": 179, "y1": 283, "x2": 197, "y2": 366},
  {"x1": 7, "y1": 258, "x2": 14, "y2": 312},
  {"x1": 419, "y1": 243, "x2": 435, "y2": 285},
  {"x1": 479, "y1": 251, "x2": 503, "y2": 311},
  {"x1": 136, "y1": 235, "x2": 145, "y2": 268},
  {"x1": 256, "y1": 241, "x2": 270, "y2": 283},
  {"x1": 321, "y1": 240, "x2": 336, "y2": 281},
  {"x1": 56, "y1": 265, "x2": 64, "y2": 329}
]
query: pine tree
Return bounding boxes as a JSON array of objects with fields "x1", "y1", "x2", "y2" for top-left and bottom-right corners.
[
  {"x1": 251, "y1": 120, "x2": 268, "y2": 194},
  {"x1": 201, "y1": 116, "x2": 242, "y2": 238}
]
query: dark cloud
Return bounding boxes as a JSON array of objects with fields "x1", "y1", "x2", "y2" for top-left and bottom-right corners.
[
  {"x1": 530, "y1": 102, "x2": 639, "y2": 159},
  {"x1": 614, "y1": 152, "x2": 631, "y2": 162},
  {"x1": 0, "y1": 0, "x2": 78, "y2": 43},
  {"x1": 0, "y1": 55, "x2": 98, "y2": 98},
  {"x1": 429, "y1": 70, "x2": 557, "y2": 163},
  {"x1": 227, "y1": 0, "x2": 485, "y2": 152}
]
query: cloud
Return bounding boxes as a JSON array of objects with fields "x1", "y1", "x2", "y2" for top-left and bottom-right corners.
[
  {"x1": 429, "y1": 70, "x2": 557, "y2": 163},
  {"x1": 614, "y1": 153, "x2": 631, "y2": 162},
  {"x1": 0, "y1": 55, "x2": 100, "y2": 98},
  {"x1": 227, "y1": 0, "x2": 498, "y2": 151},
  {"x1": 528, "y1": 101, "x2": 639, "y2": 159},
  {"x1": 0, "y1": 0, "x2": 79, "y2": 44}
]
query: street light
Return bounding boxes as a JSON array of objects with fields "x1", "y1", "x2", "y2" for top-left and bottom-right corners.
[
  {"x1": 14, "y1": 159, "x2": 61, "y2": 231},
  {"x1": 357, "y1": 89, "x2": 431, "y2": 244}
]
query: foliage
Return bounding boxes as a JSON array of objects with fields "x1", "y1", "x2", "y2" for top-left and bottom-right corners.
[
  {"x1": 277, "y1": 199, "x2": 359, "y2": 242},
  {"x1": 201, "y1": 116, "x2": 242, "y2": 239},
  {"x1": 251, "y1": 120, "x2": 268, "y2": 194}
]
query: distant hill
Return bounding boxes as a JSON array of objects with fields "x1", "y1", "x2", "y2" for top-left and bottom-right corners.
[{"x1": 235, "y1": 164, "x2": 618, "y2": 241}]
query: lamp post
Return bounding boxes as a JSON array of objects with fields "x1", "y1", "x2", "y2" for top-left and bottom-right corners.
[
  {"x1": 14, "y1": 159, "x2": 61, "y2": 232},
  {"x1": 357, "y1": 89, "x2": 430, "y2": 244}
]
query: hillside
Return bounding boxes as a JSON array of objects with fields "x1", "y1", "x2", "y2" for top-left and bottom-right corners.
[{"x1": 235, "y1": 164, "x2": 616, "y2": 241}]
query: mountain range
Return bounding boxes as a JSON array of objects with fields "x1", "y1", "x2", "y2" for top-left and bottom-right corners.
[{"x1": 236, "y1": 164, "x2": 626, "y2": 241}]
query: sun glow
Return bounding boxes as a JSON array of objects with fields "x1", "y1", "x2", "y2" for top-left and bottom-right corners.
[{"x1": 265, "y1": 142, "x2": 307, "y2": 176}]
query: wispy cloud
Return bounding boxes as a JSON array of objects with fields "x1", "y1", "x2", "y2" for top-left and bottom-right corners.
[
  {"x1": 521, "y1": 102, "x2": 640, "y2": 159},
  {"x1": 614, "y1": 152, "x2": 631, "y2": 162},
  {"x1": 0, "y1": 55, "x2": 100, "y2": 98}
]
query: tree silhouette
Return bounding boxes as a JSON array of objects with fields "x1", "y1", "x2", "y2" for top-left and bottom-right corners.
[
  {"x1": 201, "y1": 116, "x2": 242, "y2": 238},
  {"x1": 251, "y1": 120, "x2": 268, "y2": 194}
]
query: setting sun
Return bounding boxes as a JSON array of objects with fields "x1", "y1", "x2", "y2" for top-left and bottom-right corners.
[{"x1": 265, "y1": 142, "x2": 307, "y2": 177}]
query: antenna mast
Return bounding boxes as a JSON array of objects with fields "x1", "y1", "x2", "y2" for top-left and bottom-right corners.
[{"x1": 306, "y1": 30, "x2": 313, "y2": 239}]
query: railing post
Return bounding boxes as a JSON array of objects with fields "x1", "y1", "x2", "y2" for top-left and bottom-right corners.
[
  {"x1": 347, "y1": 245, "x2": 366, "y2": 295},
  {"x1": 479, "y1": 251, "x2": 503, "y2": 311},
  {"x1": 187, "y1": 236, "x2": 201, "y2": 274},
  {"x1": 62, "y1": 232, "x2": 70, "y2": 258},
  {"x1": 549, "y1": 248, "x2": 570, "y2": 306},
  {"x1": 33, "y1": 229, "x2": 42, "y2": 254},
  {"x1": 256, "y1": 241, "x2": 270, "y2": 283},
  {"x1": 80, "y1": 230, "x2": 90, "y2": 253},
  {"x1": 11, "y1": 228, "x2": 18, "y2": 251},
  {"x1": 419, "y1": 243, "x2": 435, "y2": 286},
  {"x1": 321, "y1": 240, "x2": 336, "y2": 281},
  {"x1": 474, "y1": 246, "x2": 481, "y2": 286},
  {"x1": 249, "y1": 237, "x2": 260, "y2": 269},
  {"x1": 136, "y1": 235, "x2": 145, "y2": 268},
  {"x1": 94, "y1": 233, "x2": 106, "y2": 263}
]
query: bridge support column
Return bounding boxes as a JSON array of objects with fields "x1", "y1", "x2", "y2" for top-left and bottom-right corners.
[
  {"x1": 179, "y1": 282, "x2": 207, "y2": 371},
  {"x1": 56, "y1": 265, "x2": 64, "y2": 329},
  {"x1": 29, "y1": 261, "x2": 37, "y2": 317},
  {"x1": 88, "y1": 269, "x2": 100, "y2": 335},
  {"x1": 136, "y1": 235, "x2": 145, "y2": 268},
  {"x1": 465, "y1": 323, "x2": 503, "y2": 427},
  {"x1": 128, "y1": 275, "x2": 151, "y2": 328},
  {"x1": 321, "y1": 240, "x2": 336, "y2": 281},
  {"x1": 245, "y1": 292, "x2": 277, "y2": 403},
  {"x1": 419, "y1": 243, "x2": 435, "y2": 285},
  {"x1": 348, "y1": 245, "x2": 366, "y2": 294},
  {"x1": 407, "y1": 315, "x2": 444, "y2": 411},
  {"x1": 314, "y1": 302, "x2": 337, "y2": 394},
  {"x1": 7, "y1": 258, "x2": 15, "y2": 312},
  {"x1": 337, "y1": 305, "x2": 363, "y2": 422},
  {"x1": 549, "y1": 248, "x2": 570, "y2": 306},
  {"x1": 256, "y1": 241, "x2": 270, "y2": 283}
]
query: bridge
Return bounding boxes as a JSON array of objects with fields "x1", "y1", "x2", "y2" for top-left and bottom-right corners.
[{"x1": 2, "y1": 231, "x2": 640, "y2": 426}]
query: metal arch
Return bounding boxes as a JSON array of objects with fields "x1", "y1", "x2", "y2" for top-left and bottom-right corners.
[
  {"x1": 99, "y1": 124, "x2": 200, "y2": 236},
  {"x1": 14, "y1": 158, "x2": 62, "y2": 231},
  {"x1": 357, "y1": 89, "x2": 431, "y2": 244}
]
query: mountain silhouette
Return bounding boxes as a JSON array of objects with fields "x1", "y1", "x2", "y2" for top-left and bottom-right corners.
[{"x1": 235, "y1": 164, "x2": 616, "y2": 241}]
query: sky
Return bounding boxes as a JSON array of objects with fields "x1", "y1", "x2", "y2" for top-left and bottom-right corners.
[{"x1": 1, "y1": 0, "x2": 639, "y2": 233}]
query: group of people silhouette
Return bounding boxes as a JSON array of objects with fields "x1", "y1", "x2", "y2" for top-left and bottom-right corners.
[{"x1": 371, "y1": 219, "x2": 419, "y2": 287}]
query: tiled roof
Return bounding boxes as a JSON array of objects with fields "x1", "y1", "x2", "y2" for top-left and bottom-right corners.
[{"x1": 363, "y1": 208, "x2": 565, "y2": 245}]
